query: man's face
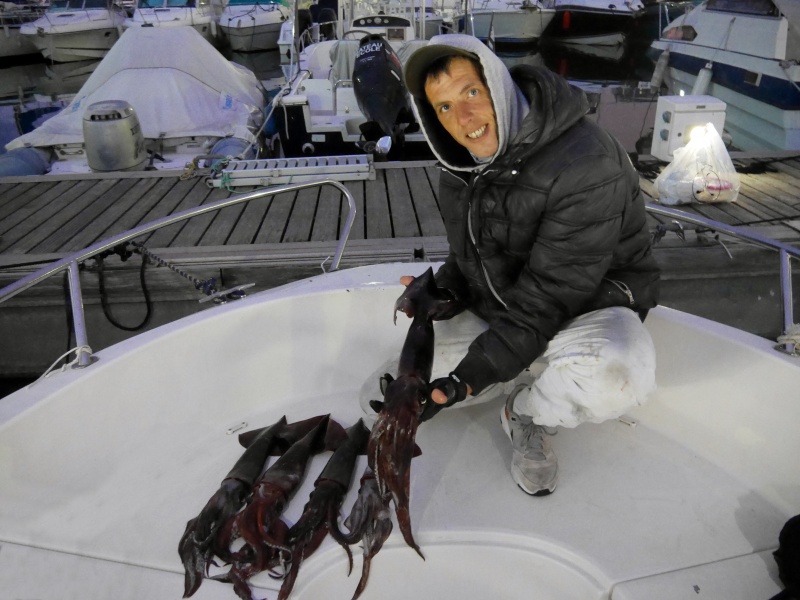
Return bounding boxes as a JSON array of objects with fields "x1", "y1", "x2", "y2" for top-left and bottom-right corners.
[{"x1": 424, "y1": 57, "x2": 498, "y2": 159}]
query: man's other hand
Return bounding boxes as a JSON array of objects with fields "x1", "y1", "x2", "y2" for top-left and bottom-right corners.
[{"x1": 420, "y1": 373, "x2": 472, "y2": 422}]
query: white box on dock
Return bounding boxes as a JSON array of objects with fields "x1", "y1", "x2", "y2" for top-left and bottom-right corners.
[{"x1": 650, "y1": 95, "x2": 726, "y2": 162}]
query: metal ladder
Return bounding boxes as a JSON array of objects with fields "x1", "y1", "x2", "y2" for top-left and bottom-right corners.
[{"x1": 208, "y1": 154, "x2": 375, "y2": 188}]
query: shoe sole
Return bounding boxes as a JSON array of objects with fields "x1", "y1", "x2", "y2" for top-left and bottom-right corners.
[{"x1": 500, "y1": 384, "x2": 558, "y2": 496}]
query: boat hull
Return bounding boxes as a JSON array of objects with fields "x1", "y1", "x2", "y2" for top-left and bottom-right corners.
[
  {"x1": 543, "y1": 5, "x2": 642, "y2": 46},
  {"x1": 219, "y1": 3, "x2": 291, "y2": 51},
  {"x1": 275, "y1": 97, "x2": 434, "y2": 160},
  {"x1": 456, "y1": 8, "x2": 556, "y2": 45},
  {"x1": 27, "y1": 26, "x2": 120, "y2": 61},
  {"x1": 0, "y1": 263, "x2": 796, "y2": 598},
  {"x1": 123, "y1": 8, "x2": 222, "y2": 46},
  {"x1": 221, "y1": 20, "x2": 283, "y2": 51},
  {"x1": 21, "y1": 9, "x2": 126, "y2": 62},
  {"x1": 648, "y1": 0, "x2": 800, "y2": 150},
  {"x1": 650, "y1": 45, "x2": 800, "y2": 151}
]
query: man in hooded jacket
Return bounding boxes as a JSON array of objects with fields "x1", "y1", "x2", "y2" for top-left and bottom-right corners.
[{"x1": 397, "y1": 34, "x2": 661, "y2": 496}]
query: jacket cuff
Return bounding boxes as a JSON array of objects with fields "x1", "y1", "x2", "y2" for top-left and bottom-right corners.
[{"x1": 453, "y1": 351, "x2": 500, "y2": 396}]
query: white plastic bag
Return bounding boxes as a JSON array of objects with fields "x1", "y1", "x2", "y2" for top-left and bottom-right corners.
[{"x1": 654, "y1": 122, "x2": 740, "y2": 205}]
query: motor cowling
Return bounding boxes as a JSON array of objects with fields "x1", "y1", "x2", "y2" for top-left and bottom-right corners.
[
  {"x1": 352, "y1": 34, "x2": 412, "y2": 143},
  {"x1": 82, "y1": 100, "x2": 147, "y2": 172}
]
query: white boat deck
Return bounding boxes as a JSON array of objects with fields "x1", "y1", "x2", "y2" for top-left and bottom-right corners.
[{"x1": 0, "y1": 263, "x2": 796, "y2": 599}]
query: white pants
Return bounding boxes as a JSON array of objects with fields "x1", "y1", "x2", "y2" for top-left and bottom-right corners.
[{"x1": 358, "y1": 306, "x2": 657, "y2": 429}]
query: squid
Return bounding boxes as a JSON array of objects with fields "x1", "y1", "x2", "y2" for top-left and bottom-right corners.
[
  {"x1": 339, "y1": 267, "x2": 461, "y2": 598},
  {"x1": 179, "y1": 415, "x2": 289, "y2": 597},
  {"x1": 212, "y1": 414, "x2": 344, "y2": 600},
  {"x1": 179, "y1": 414, "x2": 344, "y2": 598},
  {"x1": 372, "y1": 267, "x2": 461, "y2": 553},
  {"x1": 277, "y1": 419, "x2": 371, "y2": 600},
  {"x1": 331, "y1": 466, "x2": 394, "y2": 600}
]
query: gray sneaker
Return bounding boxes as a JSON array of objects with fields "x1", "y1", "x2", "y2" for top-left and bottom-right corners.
[{"x1": 500, "y1": 384, "x2": 558, "y2": 496}]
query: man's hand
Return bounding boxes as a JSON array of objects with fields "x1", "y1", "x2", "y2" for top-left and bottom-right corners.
[
  {"x1": 400, "y1": 275, "x2": 415, "y2": 286},
  {"x1": 420, "y1": 373, "x2": 472, "y2": 422}
]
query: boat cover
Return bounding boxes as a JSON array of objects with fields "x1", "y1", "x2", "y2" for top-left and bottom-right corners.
[
  {"x1": 6, "y1": 26, "x2": 265, "y2": 151},
  {"x1": 774, "y1": 0, "x2": 800, "y2": 36}
]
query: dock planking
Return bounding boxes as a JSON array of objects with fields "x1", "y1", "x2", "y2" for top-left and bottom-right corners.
[
  {"x1": 2, "y1": 156, "x2": 800, "y2": 378},
  {"x1": 2, "y1": 157, "x2": 800, "y2": 267},
  {"x1": 2, "y1": 158, "x2": 800, "y2": 253}
]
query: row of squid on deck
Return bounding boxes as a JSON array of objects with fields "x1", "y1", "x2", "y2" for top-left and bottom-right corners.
[{"x1": 179, "y1": 268, "x2": 462, "y2": 600}]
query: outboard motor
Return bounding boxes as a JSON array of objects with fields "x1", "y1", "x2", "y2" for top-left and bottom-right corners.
[
  {"x1": 82, "y1": 100, "x2": 147, "y2": 172},
  {"x1": 352, "y1": 34, "x2": 415, "y2": 154}
]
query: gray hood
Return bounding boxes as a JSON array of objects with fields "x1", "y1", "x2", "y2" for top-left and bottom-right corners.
[{"x1": 407, "y1": 34, "x2": 530, "y2": 172}]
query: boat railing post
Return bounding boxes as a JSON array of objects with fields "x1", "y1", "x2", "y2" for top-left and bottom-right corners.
[
  {"x1": 67, "y1": 260, "x2": 95, "y2": 368},
  {"x1": 645, "y1": 203, "x2": 800, "y2": 355},
  {"x1": 780, "y1": 249, "x2": 796, "y2": 355},
  {"x1": 332, "y1": 78, "x2": 353, "y2": 114},
  {"x1": 331, "y1": 180, "x2": 357, "y2": 271}
]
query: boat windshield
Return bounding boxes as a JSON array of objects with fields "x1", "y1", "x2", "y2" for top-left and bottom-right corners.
[
  {"x1": 50, "y1": 0, "x2": 91, "y2": 9},
  {"x1": 705, "y1": 0, "x2": 779, "y2": 17}
]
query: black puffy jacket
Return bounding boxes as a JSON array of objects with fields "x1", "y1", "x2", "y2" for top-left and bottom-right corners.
[{"x1": 436, "y1": 66, "x2": 660, "y2": 394}]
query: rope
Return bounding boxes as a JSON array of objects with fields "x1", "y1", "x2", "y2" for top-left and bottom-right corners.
[
  {"x1": 777, "y1": 324, "x2": 800, "y2": 348},
  {"x1": 32, "y1": 344, "x2": 94, "y2": 384},
  {"x1": 236, "y1": 81, "x2": 293, "y2": 161}
]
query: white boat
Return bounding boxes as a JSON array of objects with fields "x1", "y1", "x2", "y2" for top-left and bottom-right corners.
[
  {"x1": 123, "y1": 0, "x2": 223, "y2": 46},
  {"x1": 649, "y1": 0, "x2": 800, "y2": 152},
  {"x1": 19, "y1": 0, "x2": 128, "y2": 62},
  {"x1": 542, "y1": 0, "x2": 646, "y2": 46},
  {"x1": 0, "y1": 0, "x2": 47, "y2": 58},
  {"x1": 218, "y1": 0, "x2": 292, "y2": 52},
  {"x1": 418, "y1": 0, "x2": 446, "y2": 38},
  {"x1": 454, "y1": 0, "x2": 557, "y2": 46},
  {"x1": 1, "y1": 26, "x2": 266, "y2": 176},
  {"x1": 271, "y1": 36, "x2": 432, "y2": 159},
  {"x1": 0, "y1": 189, "x2": 798, "y2": 599},
  {"x1": 269, "y1": 0, "x2": 433, "y2": 159},
  {"x1": 278, "y1": 0, "x2": 437, "y2": 61}
]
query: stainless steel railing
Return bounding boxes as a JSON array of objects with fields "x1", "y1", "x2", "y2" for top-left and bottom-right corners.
[
  {"x1": 646, "y1": 203, "x2": 799, "y2": 352},
  {"x1": 0, "y1": 179, "x2": 356, "y2": 368}
]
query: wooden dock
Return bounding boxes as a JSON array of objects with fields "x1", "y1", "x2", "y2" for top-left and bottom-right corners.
[{"x1": 1, "y1": 156, "x2": 800, "y2": 377}]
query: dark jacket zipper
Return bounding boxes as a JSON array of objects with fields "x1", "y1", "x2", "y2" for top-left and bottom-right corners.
[
  {"x1": 443, "y1": 166, "x2": 509, "y2": 310},
  {"x1": 606, "y1": 278, "x2": 635, "y2": 306}
]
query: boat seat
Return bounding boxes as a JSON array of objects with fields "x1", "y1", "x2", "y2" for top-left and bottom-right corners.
[
  {"x1": 329, "y1": 40, "x2": 361, "y2": 84},
  {"x1": 396, "y1": 39, "x2": 428, "y2": 67}
]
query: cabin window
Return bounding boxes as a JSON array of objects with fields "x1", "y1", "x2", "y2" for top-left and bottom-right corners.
[
  {"x1": 387, "y1": 27, "x2": 405, "y2": 40},
  {"x1": 743, "y1": 71, "x2": 762, "y2": 86},
  {"x1": 706, "y1": 0, "x2": 778, "y2": 17},
  {"x1": 84, "y1": 0, "x2": 107, "y2": 8}
]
